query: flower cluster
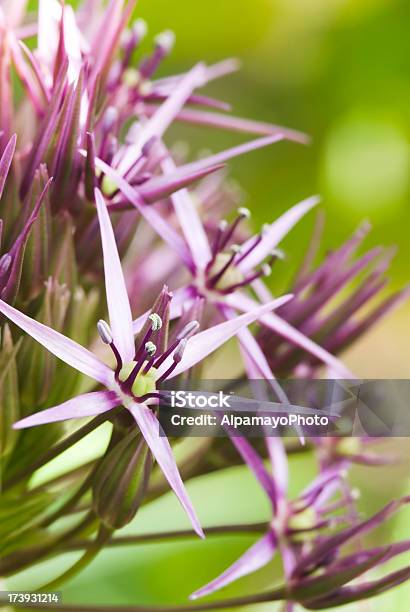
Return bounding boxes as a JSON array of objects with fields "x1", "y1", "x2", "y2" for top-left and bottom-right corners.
[{"x1": 0, "y1": 1, "x2": 409, "y2": 610}]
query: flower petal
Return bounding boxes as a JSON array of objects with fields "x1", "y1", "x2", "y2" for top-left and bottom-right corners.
[
  {"x1": 224, "y1": 292, "x2": 355, "y2": 379},
  {"x1": 127, "y1": 401, "x2": 204, "y2": 539},
  {"x1": 305, "y1": 566, "x2": 410, "y2": 609},
  {"x1": 292, "y1": 497, "x2": 410, "y2": 578},
  {"x1": 13, "y1": 391, "x2": 120, "y2": 429},
  {"x1": 95, "y1": 188, "x2": 135, "y2": 363},
  {"x1": 266, "y1": 437, "x2": 288, "y2": 503},
  {"x1": 164, "y1": 295, "x2": 293, "y2": 378},
  {"x1": 179, "y1": 134, "x2": 285, "y2": 176},
  {"x1": 93, "y1": 158, "x2": 193, "y2": 269},
  {"x1": 142, "y1": 104, "x2": 309, "y2": 144},
  {"x1": 116, "y1": 63, "x2": 207, "y2": 175},
  {"x1": 229, "y1": 436, "x2": 277, "y2": 505},
  {"x1": 132, "y1": 286, "x2": 194, "y2": 334},
  {"x1": 160, "y1": 155, "x2": 212, "y2": 271},
  {"x1": 190, "y1": 532, "x2": 277, "y2": 600},
  {"x1": 0, "y1": 298, "x2": 111, "y2": 385},
  {"x1": 239, "y1": 196, "x2": 320, "y2": 272},
  {"x1": 0, "y1": 134, "x2": 16, "y2": 199},
  {"x1": 138, "y1": 161, "x2": 224, "y2": 205}
]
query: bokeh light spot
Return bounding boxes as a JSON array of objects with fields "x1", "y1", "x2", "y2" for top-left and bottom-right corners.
[{"x1": 322, "y1": 110, "x2": 409, "y2": 219}]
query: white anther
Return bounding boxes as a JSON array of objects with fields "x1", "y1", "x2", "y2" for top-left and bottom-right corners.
[
  {"x1": 145, "y1": 341, "x2": 157, "y2": 356},
  {"x1": 133, "y1": 19, "x2": 147, "y2": 40},
  {"x1": 262, "y1": 263, "x2": 272, "y2": 277},
  {"x1": 272, "y1": 248, "x2": 285, "y2": 260},
  {"x1": 154, "y1": 30, "x2": 175, "y2": 53},
  {"x1": 351, "y1": 488, "x2": 361, "y2": 500},
  {"x1": 149, "y1": 313, "x2": 163, "y2": 331},
  {"x1": 238, "y1": 207, "x2": 251, "y2": 219},
  {"x1": 97, "y1": 319, "x2": 113, "y2": 345},
  {"x1": 177, "y1": 320, "x2": 199, "y2": 340}
]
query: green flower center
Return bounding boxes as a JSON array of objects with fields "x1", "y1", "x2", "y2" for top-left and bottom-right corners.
[
  {"x1": 288, "y1": 506, "x2": 317, "y2": 538},
  {"x1": 119, "y1": 361, "x2": 158, "y2": 397}
]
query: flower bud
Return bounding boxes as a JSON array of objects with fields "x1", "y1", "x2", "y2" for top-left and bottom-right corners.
[{"x1": 92, "y1": 430, "x2": 152, "y2": 529}]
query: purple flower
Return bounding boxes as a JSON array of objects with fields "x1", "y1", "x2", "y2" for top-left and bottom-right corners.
[
  {"x1": 94, "y1": 145, "x2": 355, "y2": 381},
  {"x1": 191, "y1": 435, "x2": 410, "y2": 608},
  {"x1": 258, "y1": 222, "x2": 410, "y2": 377},
  {"x1": 0, "y1": 188, "x2": 290, "y2": 538},
  {"x1": 191, "y1": 436, "x2": 349, "y2": 598}
]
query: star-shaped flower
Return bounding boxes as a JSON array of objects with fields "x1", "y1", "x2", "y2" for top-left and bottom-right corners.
[{"x1": 0, "y1": 188, "x2": 291, "y2": 538}]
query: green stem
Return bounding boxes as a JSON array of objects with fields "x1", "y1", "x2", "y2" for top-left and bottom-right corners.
[
  {"x1": 38, "y1": 525, "x2": 113, "y2": 591},
  {"x1": 64, "y1": 522, "x2": 268, "y2": 551},
  {"x1": 3, "y1": 413, "x2": 111, "y2": 490}
]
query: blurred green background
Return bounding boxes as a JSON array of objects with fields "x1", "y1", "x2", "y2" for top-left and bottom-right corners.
[{"x1": 8, "y1": 0, "x2": 410, "y2": 609}]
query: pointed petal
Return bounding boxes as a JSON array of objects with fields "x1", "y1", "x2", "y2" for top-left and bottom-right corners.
[
  {"x1": 266, "y1": 437, "x2": 288, "y2": 502},
  {"x1": 137, "y1": 162, "x2": 224, "y2": 205},
  {"x1": 305, "y1": 566, "x2": 410, "y2": 609},
  {"x1": 152, "y1": 59, "x2": 239, "y2": 92},
  {"x1": 13, "y1": 391, "x2": 120, "y2": 429},
  {"x1": 132, "y1": 286, "x2": 192, "y2": 334},
  {"x1": 220, "y1": 304, "x2": 292, "y2": 407},
  {"x1": 93, "y1": 157, "x2": 193, "y2": 270},
  {"x1": 164, "y1": 295, "x2": 293, "y2": 378},
  {"x1": 190, "y1": 532, "x2": 277, "y2": 600},
  {"x1": 224, "y1": 292, "x2": 354, "y2": 379},
  {"x1": 229, "y1": 436, "x2": 277, "y2": 505},
  {"x1": 95, "y1": 188, "x2": 134, "y2": 362},
  {"x1": 239, "y1": 196, "x2": 320, "y2": 272},
  {"x1": 0, "y1": 299, "x2": 112, "y2": 385},
  {"x1": 2, "y1": 177, "x2": 53, "y2": 303},
  {"x1": 127, "y1": 401, "x2": 204, "y2": 538},
  {"x1": 116, "y1": 63, "x2": 207, "y2": 175},
  {"x1": 142, "y1": 104, "x2": 309, "y2": 145},
  {"x1": 292, "y1": 497, "x2": 410, "y2": 578},
  {"x1": 180, "y1": 134, "x2": 285, "y2": 176},
  {"x1": 0, "y1": 133, "x2": 16, "y2": 199},
  {"x1": 160, "y1": 155, "x2": 212, "y2": 271}
]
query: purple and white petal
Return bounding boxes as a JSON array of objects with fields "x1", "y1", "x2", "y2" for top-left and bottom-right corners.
[
  {"x1": 239, "y1": 196, "x2": 320, "y2": 272},
  {"x1": 0, "y1": 134, "x2": 17, "y2": 199},
  {"x1": 0, "y1": 299, "x2": 112, "y2": 385},
  {"x1": 160, "y1": 154, "x2": 212, "y2": 271},
  {"x1": 142, "y1": 104, "x2": 309, "y2": 145},
  {"x1": 265, "y1": 437, "x2": 288, "y2": 503},
  {"x1": 138, "y1": 160, "x2": 224, "y2": 205},
  {"x1": 179, "y1": 134, "x2": 284, "y2": 177},
  {"x1": 190, "y1": 532, "x2": 277, "y2": 600},
  {"x1": 224, "y1": 292, "x2": 355, "y2": 379},
  {"x1": 229, "y1": 436, "x2": 277, "y2": 505},
  {"x1": 95, "y1": 188, "x2": 135, "y2": 363},
  {"x1": 164, "y1": 295, "x2": 293, "y2": 378},
  {"x1": 116, "y1": 63, "x2": 207, "y2": 175},
  {"x1": 93, "y1": 157, "x2": 193, "y2": 270},
  {"x1": 127, "y1": 401, "x2": 204, "y2": 539},
  {"x1": 13, "y1": 391, "x2": 120, "y2": 429}
]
